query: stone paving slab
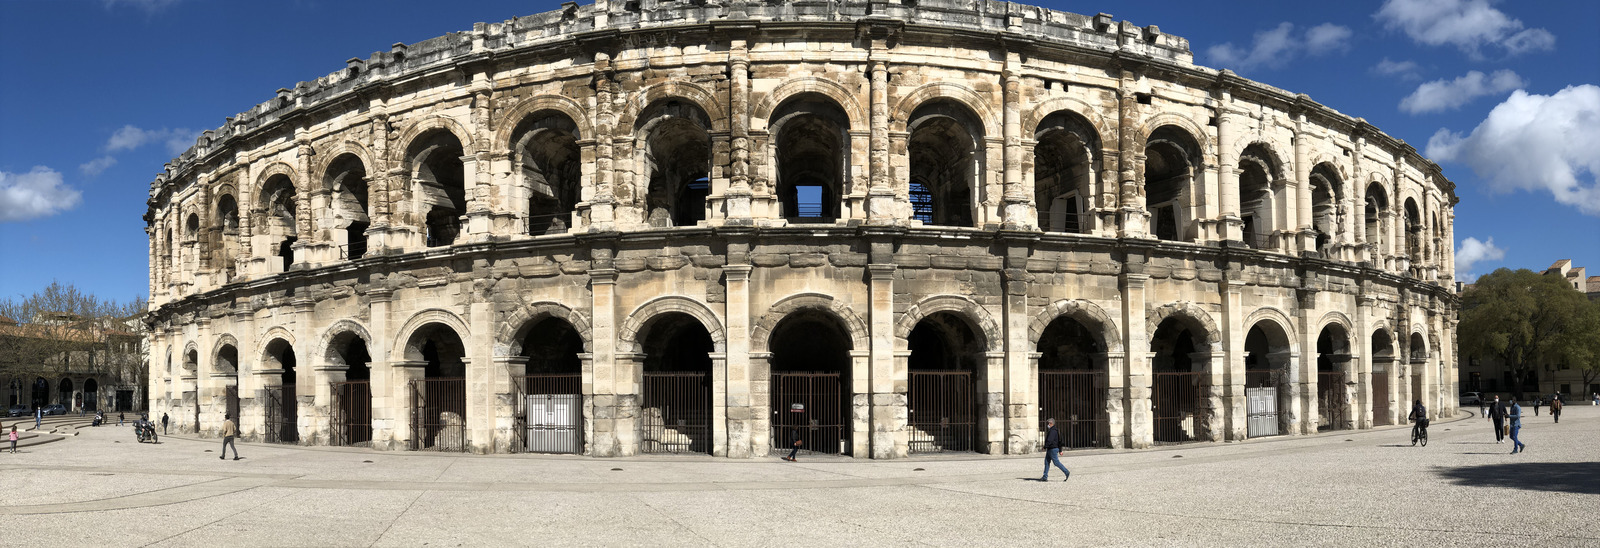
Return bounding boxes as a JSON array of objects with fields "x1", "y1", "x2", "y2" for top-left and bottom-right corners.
[{"x1": 0, "y1": 407, "x2": 1595, "y2": 547}]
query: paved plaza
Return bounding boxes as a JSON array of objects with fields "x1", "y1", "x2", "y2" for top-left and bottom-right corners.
[{"x1": 2, "y1": 407, "x2": 1596, "y2": 547}]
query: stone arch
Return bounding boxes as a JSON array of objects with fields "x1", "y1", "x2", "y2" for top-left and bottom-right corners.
[
  {"x1": 1023, "y1": 97, "x2": 1115, "y2": 148},
  {"x1": 210, "y1": 334, "x2": 239, "y2": 375},
  {"x1": 389, "y1": 115, "x2": 475, "y2": 165},
  {"x1": 1307, "y1": 153, "x2": 1344, "y2": 177},
  {"x1": 1408, "y1": 329, "x2": 1429, "y2": 360},
  {"x1": 1237, "y1": 140, "x2": 1288, "y2": 181},
  {"x1": 312, "y1": 140, "x2": 375, "y2": 187},
  {"x1": 494, "y1": 94, "x2": 593, "y2": 152},
  {"x1": 496, "y1": 301, "x2": 593, "y2": 356},
  {"x1": 894, "y1": 295, "x2": 1003, "y2": 353},
  {"x1": 390, "y1": 308, "x2": 472, "y2": 360},
  {"x1": 751, "y1": 77, "x2": 866, "y2": 130},
  {"x1": 257, "y1": 326, "x2": 296, "y2": 355},
  {"x1": 315, "y1": 319, "x2": 373, "y2": 364},
  {"x1": 1137, "y1": 113, "x2": 1212, "y2": 159},
  {"x1": 1242, "y1": 307, "x2": 1299, "y2": 348},
  {"x1": 182, "y1": 340, "x2": 200, "y2": 372},
  {"x1": 1315, "y1": 311, "x2": 1355, "y2": 337},
  {"x1": 618, "y1": 81, "x2": 728, "y2": 133},
  {"x1": 750, "y1": 293, "x2": 870, "y2": 353},
  {"x1": 617, "y1": 296, "x2": 726, "y2": 354},
  {"x1": 1145, "y1": 302, "x2": 1222, "y2": 350},
  {"x1": 889, "y1": 82, "x2": 999, "y2": 136},
  {"x1": 1028, "y1": 299, "x2": 1123, "y2": 354},
  {"x1": 253, "y1": 162, "x2": 299, "y2": 199}
]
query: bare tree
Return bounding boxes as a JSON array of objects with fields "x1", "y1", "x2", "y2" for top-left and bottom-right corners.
[{"x1": 0, "y1": 281, "x2": 146, "y2": 406}]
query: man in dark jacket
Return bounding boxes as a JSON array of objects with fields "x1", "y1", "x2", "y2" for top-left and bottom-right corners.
[
  {"x1": 1487, "y1": 395, "x2": 1506, "y2": 443},
  {"x1": 1040, "y1": 418, "x2": 1070, "y2": 481},
  {"x1": 1550, "y1": 396, "x2": 1563, "y2": 423}
]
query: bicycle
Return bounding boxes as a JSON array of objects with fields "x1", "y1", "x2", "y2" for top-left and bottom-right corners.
[{"x1": 1411, "y1": 419, "x2": 1429, "y2": 447}]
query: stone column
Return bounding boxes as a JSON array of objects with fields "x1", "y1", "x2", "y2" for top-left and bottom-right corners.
[
  {"x1": 866, "y1": 59, "x2": 896, "y2": 223},
  {"x1": 1000, "y1": 60, "x2": 1031, "y2": 229},
  {"x1": 1293, "y1": 116, "x2": 1314, "y2": 253},
  {"x1": 389, "y1": 361, "x2": 428, "y2": 449},
  {"x1": 1120, "y1": 270, "x2": 1153, "y2": 448},
  {"x1": 365, "y1": 288, "x2": 396, "y2": 449},
  {"x1": 723, "y1": 42, "x2": 753, "y2": 223},
  {"x1": 1216, "y1": 99, "x2": 1241, "y2": 242},
  {"x1": 749, "y1": 351, "x2": 772, "y2": 457},
  {"x1": 589, "y1": 54, "x2": 617, "y2": 230},
  {"x1": 313, "y1": 363, "x2": 348, "y2": 445},
  {"x1": 1117, "y1": 69, "x2": 1146, "y2": 237},
  {"x1": 469, "y1": 300, "x2": 498, "y2": 453},
  {"x1": 1220, "y1": 266, "x2": 1247, "y2": 440},
  {"x1": 849, "y1": 350, "x2": 871, "y2": 458},
  {"x1": 982, "y1": 351, "x2": 1007, "y2": 454},
  {"x1": 1197, "y1": 351, "x2": 1227, "y2": 442},
  {"x1": 1296, "y1": 291, "x2": 1319, "y2": 434},
  {"x1": 868, "y1": 263, "x2": 904, "y2": 458},
  {"x1": 723, "y1": 264, "x2": 754, "y2": 458},
  {"x1": 588, "y1": 267, "x2": 625, "y2": 456},
  {"x1": 1002, "y1": 268, "x2": 1033, "y2": 455},
  {"x1": 710, "y1": 351, "x2": 729, "y2": 457}
]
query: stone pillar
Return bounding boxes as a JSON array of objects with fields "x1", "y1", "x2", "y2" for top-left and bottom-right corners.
[
  {"x1": 1296, "y1": 292, "x2": 1318, "y2": 434},
  {"x1": 312, "y1": 364, "x2": 347, "y2": 446},
  {"x1": 866, "y1": 59, "x2": 896, "y2": 223},
  {"x1": 723, "y1": 42, "x2": 753, "y2": 223},
  {"x1": 1000, "y1": 59, "x2": 1031, "y2": 229},
  {"x1": 1220, "y1": 267, "x2": 1247, "y2": 440},
  {"x1": 982, "y1": 351, "x2": 1006, "y2": 454},
  {"x1": 710, "y1": 351, "x2": 729, "y2": 457},
  {"x1": 1216, "y1": 100, "x2": 1241, "y2": 242},
  {"x1": 723, "y1": 264, "x2": 754, "y2": 458},
  {"x1": 588, "y1": 267, "x2": 626, "y2": 456},
  {"x1": 390, "y1": 360, "x2": 428, "y2": 449},
  {"x1": 589, "y1": 54, "x2": 617, "y2": 230},
  {"x1": 849, "y1": 349, "x2": 871, "y2": 458},
  {"x1": 468, "y1": 300, "x2": 498, "y2": 453},
  {"x1": 1002, "y1": 269, "x2": 1033, "y2": 455},
  {"x1": 1117, "y1": 69, "x2": 1146, "y2": 237},
  {"x1": 1354, "y1": 296, "x2": 1374, "y2": 429},
  {"x1": 1197, "y1": 351, "x2": 1227, "y2": 442},
  {"x1": 1120, "y1": 271, "x2": 1153, "y2": 448},
  {"x1": 1293, "y1": 116, "x2": 1314, "y2": 253},
  {"x1": 749, "y1": 352, "x2": 772, "y2": 458},
  {"x1": 868, "y1": 263, "x2": 905, "y2": 458}
]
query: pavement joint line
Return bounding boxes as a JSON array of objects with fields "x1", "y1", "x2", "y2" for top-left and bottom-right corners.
[
  {"x1": 634, "y1": 490, "x2": 722, "y2": 547},
  {"x1": 366, "y1": 489, "x2": 426, "y2": 548},
  {"x1": 0, "y1": 476, "x2": 279, "y2": 516},
  {"x1": 136, "y1": 481, "x2": 295, "y2": 548}
]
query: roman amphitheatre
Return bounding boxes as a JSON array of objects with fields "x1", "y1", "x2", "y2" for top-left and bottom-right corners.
[{"x1": 144, "y1": 0, "x2": 1459, "y2": 458}]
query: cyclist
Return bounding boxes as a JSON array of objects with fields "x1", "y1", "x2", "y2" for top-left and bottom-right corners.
[{"x1": 1409, "y1": 399, "x2": 1429, "y2": 446}]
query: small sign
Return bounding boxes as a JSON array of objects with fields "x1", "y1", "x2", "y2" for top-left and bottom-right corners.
[{"x1": 790, "y1": 403, "x2": 805, "y2": 413}]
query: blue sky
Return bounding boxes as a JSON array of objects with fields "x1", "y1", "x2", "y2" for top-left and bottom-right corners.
[{"x1": 1, "y1": 0, "x2": 1596, "y2": 304}]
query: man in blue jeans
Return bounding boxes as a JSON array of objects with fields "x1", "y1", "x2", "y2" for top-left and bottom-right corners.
[
  {"x1": 1508, "y1": 400, "x2": 1526, "y2": 454},
  {"x1": 1040, "y1": 418, "x2": 1070, "y2": 481}
]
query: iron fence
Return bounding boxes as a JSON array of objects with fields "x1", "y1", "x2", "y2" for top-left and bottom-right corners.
[
  {"x1": 1317, "y1": 371, "x2": 1348, "y2": 431},
  {"x1": 908, "y1": 371, "x2": 976, "y2": 453},
  {"x1": 519, "y1": 374, "x2": 582, "y2": 454},
  {"x1": 771, "y1": 372, "x2": 846, "y2": 455},
  {"x1": 330, "y1": 381, "x2": 371, "y2": 446},
  {"x1": 263, "y1": 385, "x2": 300, "y2": 444},
  {"x1": 1038, "y1": 371, "x2": 1108, "y2": 449},
  {"x1": 1372, "y1": 370, "x2": 1392, "y2": 426},
  {"x1": 410, "y1": 378, "x2": 467, "y2": 451},
  {"x1": 639, "y1": 372, "x2": 711, "y2": 454},
  {"x1": 1152, "y1": 372, "x2": 1204, "y2": 444}
]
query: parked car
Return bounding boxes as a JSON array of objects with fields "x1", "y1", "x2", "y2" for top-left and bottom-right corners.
[
  {"x1": 1459, "y1": 392, "x2": 1483, "y2": 405},
  {"x1": 6, "y1": 404, "x2": 26, "y2": 417},
  {"x1": 41, "y1": 403, "x2": 67, "y2": 415}
]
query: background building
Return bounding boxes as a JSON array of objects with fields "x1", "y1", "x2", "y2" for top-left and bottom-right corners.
[{"x1": 1459, "y1": 259, "x2": 1600, "y2": 399}]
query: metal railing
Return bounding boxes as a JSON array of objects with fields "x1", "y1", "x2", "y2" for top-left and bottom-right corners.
[
  {"x1": 1317, "y1": 371, "x2": 1348, "y2": 431},
  {"x1": 330, "y1": 381, "x2": 371, "y2": 446},
  {"x1": 639, "y1": 372, "x2": 711, "y2": 454},
  {"x1": 410, "y1": 378, "x2": 467, "y2": 451},
  {"x1": 1152, "y1": 372, "x2": 1204, "y2": 444},
  {"x1": 908, "y1": 371, "x2": 976, "y2": 453},
  {"x1": 771, "y1": 372, "x2": 846, "y2": 455},
  {"x1": 1038, "y1": 371, "x2": 1108, "y2": 449},
  {"x1": 263, "y1": 385, "x2": 299, "y2": 444}
]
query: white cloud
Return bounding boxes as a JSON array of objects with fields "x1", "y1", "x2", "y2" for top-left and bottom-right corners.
[
  {"x1": 1375, "y1": 0, "x2": 1556, "y2": 57},
  {"x1": 1455, "y1": 237, "x2": 1506, "y2": 279},
  {"x1": 0, "y1": 167, "x2": 83, "y2": 223},
  {"x1": 1428, "y1": 85, "x2": 1600, "y2": 216},
  {"x1": 102, "y1": 0, "x2": 182, "y2": 12},
  {"x1": 105, "y1": 125, "x2": 200, "y2": 155},
  {"x1": 79, "y1": 156, "x2": 118, "y2": 176},
  {"x1": 1207, "y1": 22, "x2": 1352, "y2": 72},
  {"x1": 1399, "y1": 69, "x2": 1525, "y2": 114},
  {"x1": 1373, "y1": 58, "x2": 1422, "y2": 80}
]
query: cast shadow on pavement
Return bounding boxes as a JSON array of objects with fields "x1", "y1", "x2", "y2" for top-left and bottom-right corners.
[{"x1": 1436, "y1": 462, "x2": 1600, "y2": 495}]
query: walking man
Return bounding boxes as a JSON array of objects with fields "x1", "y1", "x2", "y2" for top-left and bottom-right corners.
[
  {"x1": 34, "y1": 407, "x2": 41, "y2": 430},
  {"x1": 161, "y1": 412, "x2": 169, "y2": 435},
  {"x1": 783, "y1": 429, "x2": 801, "y2": 462},
  {"x1": 1508, "y1": 399, "x2": 1526, "y2": 454},
  {"x1": 1040, "y1": 418, "x2": 1070, "y2": 482},
  {"x1": 1550, "y1": 396, "x2": 1562, "y2": 424},
  {"x1": 1533, "y1": 397, "x2": 1541, "y2": 416},
  {"x1": 220, "y1": 414, "x2": 240, "y2": 460},
  {"x1": 1487, "y1": 395, "x2": 1506, "y2": 443}
]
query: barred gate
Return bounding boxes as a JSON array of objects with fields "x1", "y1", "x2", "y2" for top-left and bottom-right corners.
[
  {"x1": 263, "y1": 386, "x2": 299, "y2": 444},
  {"x1": 410, "y1": 378, "x2": 467, "y2": 451},
  {"x1": 1246, "y1": 386, "x2": 1279, "y2": 437},
  {"x1": 908, "y1": 371, "x2": 975, "y2": 453},
  {"x1": 1038, "y1": 371, "x2": 1108, "y2": 449},
  {"x1": 639, "y1": 372, "x2": 710, "y2": 454},
  {"x1": 1317, "y1": 371, "x2": 1348, "y2": 431},
  {"x1": 771, "y1": 372, "x2": 845, "y2": 455},
  {"x1": 330, "y1": 381, "x2": 371, "y2": 446},
  {"x1": 1372, "y1": 370, "x2": 1392, "y2": 426},
  {"x1": 1152, "y1": 372, "x2": 1203, "y2": 444},
  {"x1": 521, "y1": 374, "x2": 581, "y2": 454},
  {"x1": 224, "y1": 385, "x2": 240, "y2": 425}
]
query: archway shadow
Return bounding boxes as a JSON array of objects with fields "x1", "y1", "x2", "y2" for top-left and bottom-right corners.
[{"x1": 1435, "y1": 462, "x2": 1600, "y2": 495}]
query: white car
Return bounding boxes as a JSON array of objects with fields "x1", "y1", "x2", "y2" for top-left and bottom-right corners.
[{"x1": 1459, "y1": 392, "x2": 1483, "y2": 405}]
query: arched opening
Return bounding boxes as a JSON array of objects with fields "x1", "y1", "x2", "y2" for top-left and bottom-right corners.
[
  {"x1": 184, "y1": 347, "x2": 199, "y2": 430},
  {"x1": 772, "y1": 96, "x2": 849, "y2": 223},
  {"x1": 327, "y1": 331, "x2": 372, "y2": 447},
  {"x1": 1151, "y1": 317, "x2": 1208, "y2": 443},
  {"x1": 1364, "y1": 183, "x2": 1388, "y2": 257},
  {"x1": 325, "y1": 154, "x2": 370, "y2": 259},
  {"x1": 1316, "y1": 324, "x2": 1351, "y2": 432},
  {"x1": 259, "y1": 174, "x2": 298, "y2": 272},
  {"x1": 83, "y1": 378, "x2": 99, "y2": 412},
  {"x1": 58, "y1": 378, "x2": 74, "y2": 412},
  {"x1": 1238, "y1": 144, "x2": 1283, "y2": 250},
  {"x1": 1033, "y1": 112, "x2": 1098, "y2": 233},
  {"x1": 639, "y1": 101, "x2": 712, "y2": 228},
  {"x1": 215, "y1": 193, "x2": 240, "y2": 280},
  {"x1": 185, "y1": 213, "x2": 200, "y2": 240},
  {"x1": 1404, "y1": 198, "x2": 1422, "y2": 267},
  {"x1": 1371, "y1": 329, "x2": 1395, "y2": 426},
  {"x1": 768, "y1": 309, "x2": 853, "y2": 456},
  {"x1": 1242, "y1": 321, "x2": 1292, "y2": 437},
  {"x1": 1409, "y1": 331, "x2": 1428, "y2": 419},
  {"x1": 1144, "y1": 126, "x2": 1200, "y2": 242},
  {"x1": 906, "y1": 311, "x2": 984, "y2": 453},
  {"x1": 407, "y1": 130, "x2": 468, "y2": 247},
  {"x1": 518, "y1": 316, "x2": 584, "y2": 453},
  {"x1": 216, "y1": 344, "x2": 240, "y2": 425},
  {"x1": 404, "y1": 323, "x2": 468, "y2": 451},
  {"x1": 262, "y1": 339, "x2": 298, "y2": 443},
  {"x1": 31, "y1": 377, "x2": 47, "y2": 409},
  {"x1": 1309, "y1": 164, "x2": 1342, "y2": 255},
  {"x1": 1036, "y1": 315, "x2": 1107, "y2": 449},
  {"x1": 907, "y1": 100, "x2": 983, "y2": 227},
  {"x1": 511, "y1": 113, "x2": 581, "y2": 235},
  {"x1": 637, "y1": 312, "x2": 715, "y2": 454}
]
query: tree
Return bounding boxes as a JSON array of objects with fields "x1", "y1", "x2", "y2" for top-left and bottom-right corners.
[
  {"x1": 1458, "y1": 268, "x2": 1600, "y2": 401},
  {"x1": 0, "y1": 281, "x2": 146, "y2": 406}
]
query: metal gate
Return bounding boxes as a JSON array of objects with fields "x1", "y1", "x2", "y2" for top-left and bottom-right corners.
[
  {"x1": 771, "y1": 372, "x2": 845, "y2": 455},
  {"x1": 1317, "y1": 371, "x2": 1348, "y2": 431},
  {"x1": 908, "y1": 371, "x2": 975, "y2": 453},
  {"x1": 1246, "y1": 386, "x2": 1279, "y2": 437},
  {"x1": 330, "y1": 381, "x2": 371, "y2": 446},
  {"x1": 1038, "y1": 371, "x2": 1108, "y2": 449},
  {"x1": 224, "y1": 385, "x2": 240, "y2": 425},
  {"x1": 410, "y1": 378, "x2": 466, "y2": 451},
  {"x1": 263, "y1": 386, "x2": 299, "y2": 443},
  {"x1": 1152, "y1": 372, "x2": 1203, "y2": 443},
  {"x1": 526, "y1": 393, "x2": 580, "y2": 453},
  {"x1": 1371, "y1": 370, "x2": 1391, "y2": 426},
  {"x1": 640, "y1": 372, "x2": 710, "y2": 454}
]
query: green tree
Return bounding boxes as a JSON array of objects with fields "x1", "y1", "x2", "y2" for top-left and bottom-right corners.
[{"x1": 1459, "y1": 268, "x2": 1600, "y2": 401}]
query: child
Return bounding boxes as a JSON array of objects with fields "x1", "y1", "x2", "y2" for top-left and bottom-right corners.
[{"x1": 9, "y1": 425, "x2": 17, "y2": 454}]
